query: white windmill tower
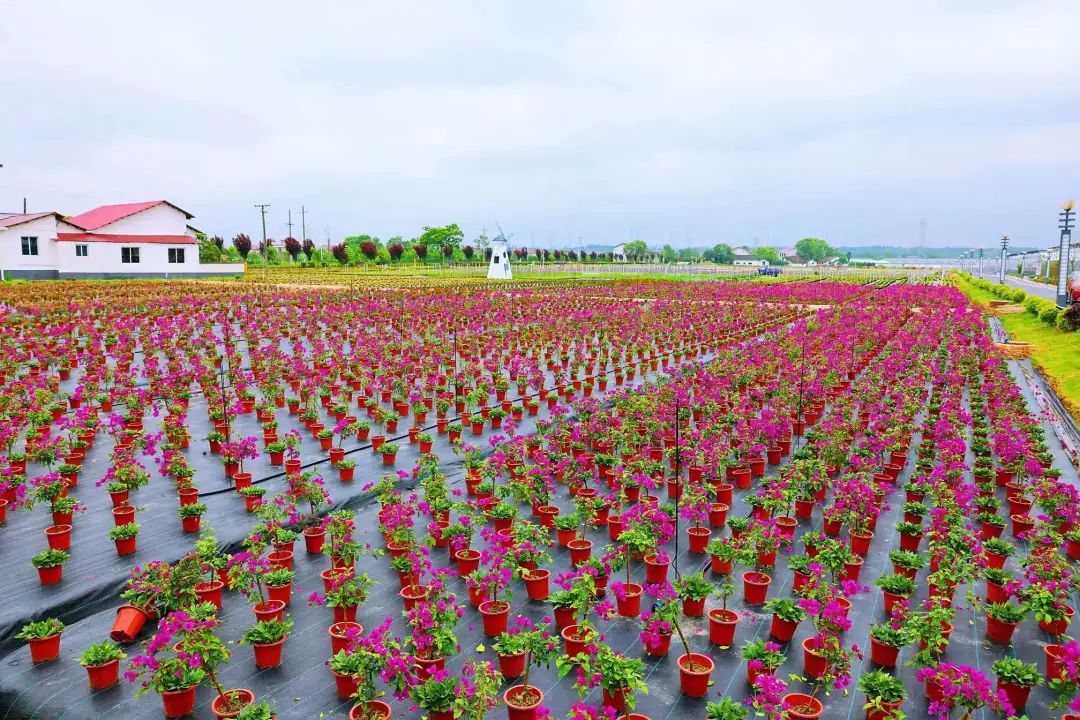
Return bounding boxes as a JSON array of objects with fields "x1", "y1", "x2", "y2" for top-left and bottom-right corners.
[{"x1": 487, "y1": 224, "x2": 513, "y2": 280}]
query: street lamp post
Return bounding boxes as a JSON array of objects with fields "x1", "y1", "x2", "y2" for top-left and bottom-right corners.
[
  {"x1": 999, "y1": 235, "x2": 1009, "y2": 284},
  {"x1": 1057, "y1": 201, "x2": 1075, "y2": 308}
]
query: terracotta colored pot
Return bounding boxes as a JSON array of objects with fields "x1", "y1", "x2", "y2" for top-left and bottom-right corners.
[
  {"x1": 329, "y1": 622, "x2": 363, "y2": 655},
  {"x1": 349, "y1": 701, "x2": 391, "y2": 720},
  {"x1": 110, "y1": 605, "x2": 150, "y2": 644},
  {"x1": 677, "y1": 653, "x2": 714, "y2": 697},
  {"x1": 869, "y1": 637, "x2": 900, "y2": 668},
  {"x1": 523, "y1": 569, "x2": 550, "y2": 601},
  {"x1": 161, "y1": 686, "x2": 198, "y2": 718},
  {"x1": 742, "y1": 571, "x2": 771, "y2": 604},
  {"x1": 709, "y1": 608, "x2": 738, "y2": 646},
  {"x1": 498, "y1": 651, "x2": 526, "y2": 679},
  {"x1": 253, "y1": 639, "x2": 285, "y2": 668},
  {"x1": 504, "y1": 685, "x2": 544, "y2": 720},
  {"x1": 479, "y1": 600, "x2": 510, "y2": 637},
  {"x1": 784, "y1": 693, "x2": 824, "y2": 719},
  {"x1": 254, "y1": 600, "x2": 286, "y2": 623},
  {"x1": 28, "y1": 633, "x2": 62, "y2": 663},
  {"x1": 85, "y1": 658, "x2": 120, "y2": 689}
]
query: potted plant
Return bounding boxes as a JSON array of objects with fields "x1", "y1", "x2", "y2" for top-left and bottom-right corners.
[
  {"x1": 378, "y1": 442, "x2": 399, "y2": 466},
  {"x1": 740, "y1": 639, "x2": 785, "y2": 687},
  {"x1": 705, "y1": 697, "x2": 748, "y2": 720},
  {"x1": 763, "y1": 598, "x2": 806, "y2": 643},
  {"x1": 80, "y1": 639, "x2": 127, "y2": 689},
  {"x1": 16, "y1": 617, "x2": 65, "y2": 663},
  {"x1": 991, "y1": 656, "x2": 1042, "y2": 713},
  {"x1": 236, "y1": 701, "x2": 277, "y2": 720},
  {"x1": 858, "y1": 669, "x2": 906, "y2": 720},
  {"x1": 31, "y1": 548, "x2": 68, "y2": 585},
  {"x1": 335, "y1": 458, "x2": 357, "y2": 482},
  {"x1": 874, "y1": 574, "x2": 916, "y2": 615},
  {"x1": 559, "y1": 644, "x2": 648, "y2": 712},
  {"x1": 984, "y1": 602, "x2": 1026, "y2": 644},
  {"x1": 109, "y1": 522, "x2": 141, "y2": 556},
  {"x1": 177, "y1": 502, "x2": 207, "y2": 533},
  {"x1": 502, "y1": 618, "x2": 559, "y2": 720},
  {"x1": 241, "y1": 619, "x2": 293, "y2": 669},
  {"x1": 673, "y1": 572, "x2": 714, "y2": 618}
]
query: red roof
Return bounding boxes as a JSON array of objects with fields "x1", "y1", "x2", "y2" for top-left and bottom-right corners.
[
  {"x1": 0, "y1": 211, "x2": 69, "y2": 229},
  {"x1": 67, "y1": 201, "x2": 194, "y2": 231},
  {"x1": 56, "y1": 233, "x2": 197, "y2": 245}
]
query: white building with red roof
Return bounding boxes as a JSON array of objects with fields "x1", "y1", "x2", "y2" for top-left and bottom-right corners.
[{"x1": 0, "y1": 200, "x2": 240, "y2": 279}]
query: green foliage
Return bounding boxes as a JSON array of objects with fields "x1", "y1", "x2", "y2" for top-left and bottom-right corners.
[
  {"x1": 991, "y1": 657, "x2": 1042, "y2": 688},
  {"x1": 177, "y1": 503, "x2": 207, "y2": 518},
  {"x1": 985, "y1": 602, "x2": 1026, "y2": 624},
  {"x1": 16, "y1": 617, "x2": 64, "y2": 640},
  {"x1": 795, "y1": 237, "x2": 835, "y2": 262},
  {"x1": 79, "y1": 640, "x2": 126, "y2": 666},
  {"x1": 673, "y1": 572, "x2": 715, "y2": 601},
  {"x1": 108, "y1": 522, "x2": 140, "y2": 540},
  {"x1": 706, "y1": 697, "x2": 749, "y2": 720},
  {"x1": 858, "y1": 669, "x2": 907, "y2": 703},
  {"x1": 31, "y1": 549, "x2": 69, "y2": 568},
  {"x1": 763, "y1": 598, "x2": 806, "y2": 623},
  {"x1": 241, "y1": 619, "x2": 293, "y2": 644},
  {"x1": 236, "y1": 701, "x2": 276, "y2": 720},
  {"x1": 875, "y1": 574, "x2": 917, "y2": 595}
]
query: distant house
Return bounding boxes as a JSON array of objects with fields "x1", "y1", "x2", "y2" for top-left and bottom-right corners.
[
  {"x1": 611, "y1": 243, "x2": 627, "y2": 262},
  {"x1": 781, "y1": 247, "x2": 806, "y2": 264},
  {"x1": 0, "y1": 200, "x2": 242, "y2": 279},
  {"x1": 732, "y1": 247, "x2": 768, "y2": 266}
]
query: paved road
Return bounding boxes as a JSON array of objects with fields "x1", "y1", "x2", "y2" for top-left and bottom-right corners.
[{"x1": 973, "y1": 270, "x2": 1058, "y2": 301}]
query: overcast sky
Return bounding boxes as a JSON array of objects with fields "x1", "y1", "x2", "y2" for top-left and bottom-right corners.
[{"x1": 2, "y1": 1, "x2": 1078, "y2": 249}]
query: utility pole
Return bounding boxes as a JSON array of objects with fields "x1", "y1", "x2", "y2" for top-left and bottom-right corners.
[
  {"x1": 978, "y1": 248, "x2": 984, "y2": 277},
  {"x1": 254, "y1": 203, "x2": 270, "y2": 246},
  {"x1": 999, "y1": 235, "x2": 1009, "y2": 284},
  {"x1": 1057, "y1": 201, "x2": 1075, "y2": 307},
  {"x1": 299, "y1": 205, "x2": 308, "y2": 243},
  {"x1": 285, "y1": 209, "x2": 294, "y2": 239}
]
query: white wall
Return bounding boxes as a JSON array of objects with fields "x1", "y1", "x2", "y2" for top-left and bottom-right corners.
[
  {"x1": 57, "y1": 241, "x2": 199, "y2": 275},
  {"x1": 0, "y1": 215, "x2": 59, "y2": 271},
  {"x1": 97, "y1": 203, "x2": 189, "y2": 235}
]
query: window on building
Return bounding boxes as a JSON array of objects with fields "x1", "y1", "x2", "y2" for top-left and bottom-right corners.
[
  {"x1": 168, "y1": 248, "x2": 185, "y2": 264},
  {"x1": 20, "y1": 236, "x2": 38, "y2": 256},
  {"x1": 121, "y1": 247, "x2": 140, "y2": 264},
  {"x1": 75, "y1": 244, "x2": 88, "y2": 257}
]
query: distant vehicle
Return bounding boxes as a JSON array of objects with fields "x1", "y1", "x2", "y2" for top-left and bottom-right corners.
[
  {"x1": 1069, "y1": 270, "x2": 1080, "y2": 304},
  {"x1": 757, "y1": 267, "x2": 782, "y2": 277}
]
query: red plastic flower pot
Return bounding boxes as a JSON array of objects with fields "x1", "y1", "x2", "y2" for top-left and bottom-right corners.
[
  {"x1": 479, "y1": 600, "x2": 510, "y2": 637},
  {"x1": 1039, "y1": 607, "x2": 1075, "y2": 635},
  {"x1": 644, "y1": 554, "x2": 670, "y2": 584},
  {"x1": 45, "y1": 524, "x2": 72, "y2": 551},
  {"x1": 802, "y1": 637, "x2": 827, "y2": 679},
  {"x1": 333, "y1": 603, "x2": 358, "y2": 624},
  {"x1": 267, "y1": 550, "x2": 293, "y2": 571},
  {"x1": 731, "y1": 468, "x2": 751, "y2": 489},
  {"x1": 114, "y1": 536, "x2": 137, "y2": 556},
  {"x1": 254, "y1": 600, "x2": 286, "y2": 623},
  {"x1": 329, "y1": 622, "x2": 363, "y2": 655},
  {"x1": 708, "y1": 608, "x2": 738, "y2": 646},
  {"x1": 349, "y1": 701, "x2": 391, "y2": 720},
  {"x1": 85, "y1": 658, "x2": 120, "y2": 689},
  {"x1": 985, "y1": 614, "x2": 1018, "y2": 644},
  {"x1": 997, "y1": 681, "x2": 1032, "y2": 714},
  {"x1": 181, "y1": 515, "x2": 201, "y2": 533},
  {"x1": 333, "y1": 669, "x2": 361, "y2": 700},
  {"x1": 553, "y1": 606, "x2": 575, "y2": 630},
  {"x1": 1046, "y1": 644, "x2": 1066, "y2": 681},
  {"x1": 708, "y1": 503, "x2": 729, "y2": 527},
  {"x1": 617, "y1": 583, "x2": 643, "y2": 617},
  {"x1": 769, "y1": 614, "x2": 800, "y2": 642},
  {"x1": 211, "y1": 689, "x2": 256, "y2": 719},
  {"x1": 645, "y1": 631, "x2": 672, "y2": 657},
  {"x1": 455, "y1": 549, "x2": 481, "y2": 576},
  {"x1": 568, "y1": 539, "x2": 593, "y2": 567},
  {"x1": 710, "y1": 556, "x2": 732, "y2": 575},
  {"x1": 37, "y1": 565, "x2": 64, "y2": 586},
  {"x1": 195, "y1": 580, "x2": 225, "y2": 609},
  {"x1": 524, "y1": 569, "x2": 550, "y2": 601},
  {"x1": 687, "y1": 526, "x2": 711, "y2": 553},
  {"x1": 178, "y1": 487, "x2": 199, "y2": 506},
  {"x1": 881, "y1": 591, "x2": 908, "y2": 616},
  {"x1": 683, "y1": 596, "x2": 706, "y2": 617},
  {"x1": 602, "y1": 687, "x2": 630, "y2": 712},
  {"x1": 161, "y1": 685, "x2": 198, "y2": 719},
  {"x1": 284, "y1": 458, "x2": 301, "y2": 475},
  {"x1": 562, "y1": 625, "x2": 593, "y2": 658},
  {"x1": 110, "y1": 605, "x2": 150, "y2": 644},
  {"x1": 253, "y1": 639, "x2": 285, "y2": 668},
  {"x1": 865, "y1": 699, "x2": 902, "y2": 720},
  {"x1": 742, "y1": 571, "x2": 771, "y2": 604},
  {"x1": 303, "y1": 527, "x2": 326, "y2": 554},
  {"x1": 869, "y1": 637, "x2": 899, "y2": 668},
  {"x1": 400, "y1": 584, "x2": 430, "y2": 611},
  {"x1": 504, "y1": 685, "x2": 544, "y2": 720},
  {"x1": 783, "y1": 693, "x2": 824, "y2": 720},
  {"x1": 498, "y1": 651, "x2": 526, "y2": 679},
  {"x1": 794, "y1": 498, "x2": 815, "y2": 519},
  {"x1": 28, "y1": 633, "x2": 62, "y2": 663},
  {"x1": 112, "y1": 505, "x2": 136, "y2": 526},
  {"x1": 677, "y1": 653, "x2": 714, "y2": 697},
  {"x1": 849, "y1": 529, "x2": 873, "y2": 555}
]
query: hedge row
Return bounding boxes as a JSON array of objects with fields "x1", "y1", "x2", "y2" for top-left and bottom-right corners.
[{"x1": 957, "y1": 273, "x2": 1080, "y2": 332}]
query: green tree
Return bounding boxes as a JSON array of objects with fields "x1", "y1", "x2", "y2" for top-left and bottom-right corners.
[
  {"x1": 677, "y1": 247, "x2": 698, "y2": 262},
  {"x1": 661, "y1": 244, "x2": 677, "y2": 263},
  {"x1": 751, "y1": 246, "x2": 782, "y2": 265},
  {"x1": 623, "y1": 239, "x2": 650, "y2": 260},
  {"x1": 795, "y1": 237, "x2": 835, "y2": 262},
  {"x1": 705, "y1": 243, "x2": 734, "y2": 264},
  {"x1": 417, "y1": 224, "x2": 464, "y2": 250}
]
